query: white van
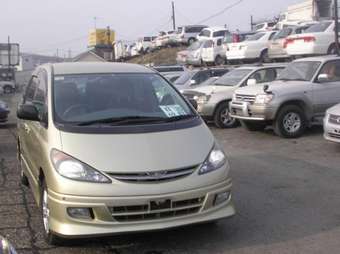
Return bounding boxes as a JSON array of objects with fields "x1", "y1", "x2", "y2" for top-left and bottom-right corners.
[{"x1": 197, "y1": 27, "x2": 229, "y2": 42}]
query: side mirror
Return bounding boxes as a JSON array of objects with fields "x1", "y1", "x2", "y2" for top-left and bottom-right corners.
[
  {"x1": 317, "y1": 73, "x2": 330, "y2": 83},
  {"x1": 17, "y1": 104, "x2": 40, "y2": 121},
  {"x1": 247, "y1": 79, "x2": 257, "y2": 86},
  {"x1": 190, "y1": 79, "x2": 197, "y2": 85},
  {"x1": 188, "y1": 98, "x2": 198, "y2": 110}
]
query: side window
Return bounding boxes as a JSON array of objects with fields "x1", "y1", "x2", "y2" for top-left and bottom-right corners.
[
  {"x1": 217, "y1": 39, "x2": 222, "y2": 46},
  {"x1": 24, "y1": 75, "x2": 38, "y2": 103},
  {"x1": 203, "y1": 40, "x2": 214, "y2": 48},
  {"x1": 192, "y1": 71, "x2": 210, "y2": 85},
  {"x1": 319, "y1": 60, "x2": 340, "y2": 82},
  {"x1": 268, "y1": 32, "x2": 276, "y2": 41},
  {"x1": 33, "y1": 70, "x2": 48, "y2": 114},
  {"x1": 249, "y1": 69, "x2": 278, "y2": 84}
]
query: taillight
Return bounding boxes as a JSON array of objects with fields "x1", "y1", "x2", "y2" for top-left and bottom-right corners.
[
  {"x1": 232, "y1": 34, "x2": 239, "y2": 43},
  {"x1": 302, "y1": 36, "x2": 316, "y2": 43},
  {"x1": 284, "y1": 36, "x2": 316, "y2": 48}
]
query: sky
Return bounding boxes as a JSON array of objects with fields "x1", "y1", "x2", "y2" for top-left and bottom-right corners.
[{"x1": 0, "y1": 0, "x2": 301, "y2": 57}]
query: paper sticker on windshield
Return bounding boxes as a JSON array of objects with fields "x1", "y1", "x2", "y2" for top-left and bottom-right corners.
[{"x1": 160, "y1": 105, "x2": 186, "y2": 117}]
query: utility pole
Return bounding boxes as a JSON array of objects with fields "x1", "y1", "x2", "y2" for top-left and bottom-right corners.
[
  {"x1": 7, "y1": 36, "x2": 11, "y2": 69},
  {"x1": 94, "y1": 17, "x2": 97, "y2": 29},
  {"x1": 334, "y1": 0, "x2": 339, "y2": 55},
  {"x1": 171, "y1": 1, "x2": 176, "y2": 31},
  {"x1": 250, "y1": 15, "x2": 254, "y2": 31}
]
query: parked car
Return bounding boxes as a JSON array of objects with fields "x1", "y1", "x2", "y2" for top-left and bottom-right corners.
[
  {"x1": 155, "y1": 31, "x2": 177, "y2": 48},
  {"x1": 0, "y1": 235, "x2": 17, "y2": 254},
  {"x1": 153, "y1": 65, "x2": 186, "y2": 77},
  {"x1": 268, "y1": 24, "x2": 313, "y2": 60},
  {"x1": 0, "y1": 100, "x2": 10, "y2": 123},
  {"x1": 285, "y1": 20, "x2": 340, "y2": 57},
  {"x1": 197, "y1": 27, "x2": 229, "y2": 42},
  {"x1": 17, "y1": 62, "x2": 235, "y2": 244},
  {"x1": 176, "y1": 25, "x2": 208, "y2": 45},
  {"x1": 201, "y1": 38, "x2": 226, "y2": 66},
  {"x1": 254, "y1": 21, "x2": 277, "y2": 32},
  {"x1": 136, "y1": 37, "x2": 153, "y2": 53},
  {"x1": 226, "y1": 31, "x2": 277, "y2": 63},
  {"x1": 182, "y1": 64, "x2": 285, "y2": 128},
  {"x1": 176, "y1": 49, "x2": 189, "y2": 65},
  {"x1": 324, "y1": 103, "x2": 340, "y2": 144},
  {"x1": 174, "y1": 68, "x2": 230, "y2": 91},
  {"x1": 186, "y1": 40, "x2": 207, "y2": 66},
  {"x1": 230, "y1": 56, "x2": 340, "y2": 138}
]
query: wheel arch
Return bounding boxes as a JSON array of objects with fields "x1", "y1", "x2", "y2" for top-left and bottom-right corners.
[{"x1": 275, "y1": 100, "x2": 311, "y2": 121}]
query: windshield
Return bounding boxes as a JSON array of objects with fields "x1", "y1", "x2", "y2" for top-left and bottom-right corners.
[
  {"x1": 246, "y1": 33, "x2": 265, "y2": 41},
  {"x1": 214, "y1": 69, "x2": 252, "y2": 86},
  {"x1": 274, "y1": 27, "x2": 294, "y2": 39},
  {"x1": 174, "y1": 71, "x2": 194, "y2": 85},
  {"x1": 187, "y1": 41, "x2": 203, "y2": 51},
  {"x1": 53, "y1": 73, "x2": 194, "y2": 125},
  {"x1": 277, "y1": 61, "x2": 321, "y2": 81},
  {"x1": 305, "y1": 22, "x2": 332, "y2": 33}
]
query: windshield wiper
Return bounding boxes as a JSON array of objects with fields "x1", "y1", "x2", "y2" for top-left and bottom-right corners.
[
  {"x1": 77, "y1": 115, "x2": 196, "y2": 126},
  {"x1": 77, "y1": 116, "x2": 168, "y2": 126},
  {"x1": 277, "y1": 78, "x2": 307, "y2": 82}
]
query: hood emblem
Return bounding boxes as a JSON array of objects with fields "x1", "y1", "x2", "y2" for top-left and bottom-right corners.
[{"x1": 146, "y1": 171, "x2": 168, "y2": 179}]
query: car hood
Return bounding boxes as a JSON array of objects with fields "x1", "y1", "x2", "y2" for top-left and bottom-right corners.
[
  {"x1": 234, "y1": 80, "x2": 312, "y2": 95},
  {"x1": 184, "y1": 85, "x2": 236, "y2": 96},
  {"x1": 59, "y1": 124, "x2": 214, "y2": 173},
  {"x1": 327, "y1": 103, "x2": 340, "y2": 115}
]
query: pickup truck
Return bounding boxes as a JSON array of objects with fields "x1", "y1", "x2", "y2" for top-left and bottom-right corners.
[{"x1": 230, "y1": 56, "x2": 340, "y2": 138}]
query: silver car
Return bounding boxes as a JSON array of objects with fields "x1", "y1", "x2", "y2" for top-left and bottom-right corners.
[
  {"x1": 183, "y1": 65, "x2": 286, "y2": 128},
  {"x1": 324, "y1": 103, "x2": 340, "y2": 143}
]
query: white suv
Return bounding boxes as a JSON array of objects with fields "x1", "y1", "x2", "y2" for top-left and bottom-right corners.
[
  {"x1": 285, "y1": 20, "x2": 340, "y2": 57},
  {"x1": 197, "y1": 27, "x2": 229, "y2": 42},
  {"x1": 176, "y1": 25, "x2": 207, "y2": 45}
]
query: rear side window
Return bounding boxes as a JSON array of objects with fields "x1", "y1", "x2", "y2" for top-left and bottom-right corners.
[
  {"x1": 305, "y1": 22, "x2": 332, "y2": 33},
  {"x1": 213, "y1": 30, "x2": 227, "y2": 37},
  {"x1": 199, "y1": 29, "x2": 211, "y2": 37},
  {"x1": 186, "y1": 26, "x2": 206, "y2": 33}
]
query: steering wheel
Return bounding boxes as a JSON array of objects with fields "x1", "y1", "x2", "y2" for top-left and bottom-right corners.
[{"x1": 62, "y1": 104, "x2": 90, "y2": 119}]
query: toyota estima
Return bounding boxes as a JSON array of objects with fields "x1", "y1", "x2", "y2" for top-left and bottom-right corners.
[{"x1": 17, "y1": 62, "x2": 235, "y2": 244}]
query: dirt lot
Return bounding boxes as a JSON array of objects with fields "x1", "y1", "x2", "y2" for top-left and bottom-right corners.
[{"x1": 1, "y1": 92, "x2": 340, "y2": 254}]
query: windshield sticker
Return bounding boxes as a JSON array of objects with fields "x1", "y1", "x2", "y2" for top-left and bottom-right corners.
[
  {"x1": 160, "y1": 105, "x2": 186, "y2": 117},
  {"x1": 55, "y1": 76, "x2": 65, "y2": 81}
]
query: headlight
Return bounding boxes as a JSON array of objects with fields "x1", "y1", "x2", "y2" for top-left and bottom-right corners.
[
  {"x1": 194, "y1": 94, "x2": 211, "y2": 104},
  {"x1": 254, "y1": 94, "x2": 274, "y2": 104},
  {"x1": 199, "y1": 144, "x2": 228, "y2": 175},
  {"x1": 50, "y1": 149, "x2": 111, "y2": 183}
]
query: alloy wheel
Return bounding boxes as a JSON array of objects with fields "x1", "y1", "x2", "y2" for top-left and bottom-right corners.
[{"x1": 283, "y1": 112, "x2": 301, "y2": 133}]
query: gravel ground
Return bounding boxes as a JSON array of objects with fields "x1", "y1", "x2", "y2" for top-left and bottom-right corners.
[{"x1": 1, "y1": 92, "x2": 340, "y2": 254}]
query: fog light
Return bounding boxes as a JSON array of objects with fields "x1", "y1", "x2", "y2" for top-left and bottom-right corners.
[
  {"x1": 214, "y1": 191, "x2": 230, "y2": 206},
  {"x1": 67, "y1": 208, "x2": 93, "y2": 219}
]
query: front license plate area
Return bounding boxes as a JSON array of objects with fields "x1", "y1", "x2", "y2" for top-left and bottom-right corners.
[{"x1": 150, "y1": 199, "x2": 171, "y2": 211}]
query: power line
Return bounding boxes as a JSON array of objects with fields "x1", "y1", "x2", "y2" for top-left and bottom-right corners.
[{"x1": 195, "y1": 0, "x2": 243, "y2": 24}]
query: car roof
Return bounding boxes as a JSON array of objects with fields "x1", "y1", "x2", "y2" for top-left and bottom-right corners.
[
  {"x1": 294, "y1": 55, "x2": 340, "y2": 63},
  {"x1": 203, "y1": 27, "x2": 228, "y2": 32},
  {"x1": 47, "y1": 62, "x2": 155, "y2": 75}
]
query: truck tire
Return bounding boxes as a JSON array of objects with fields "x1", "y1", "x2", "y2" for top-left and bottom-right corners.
[
  {"x1": 240, "y1": 120, "x2": 266, "y2": 131},
  {"x1": 214, "y1": 55, "x2": 224, "y2": 66},
  {"x1": 274, "y1": 105, "x2": 307, "y2": 138},
  {"x1": 259, "y1": 49, "x2": 270, "y2": 63},
  {"x1": 188, "y1": 38, "x2": 196, "y2": 45},
  {"x1": 327, "y1": 44, "x2": 337, "y2": 55},
  {"x1": 213, "y1": 102, "x2": 238, "y2": 128},
  {"x1": 4, "y1": 85, "x2": 13, "y2": 94}
]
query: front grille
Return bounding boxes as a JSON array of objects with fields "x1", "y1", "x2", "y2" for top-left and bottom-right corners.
[
  {"x1": 235, "y1": 94, "x2": 256, "y2": 104},
  {"x1": 110, "y1": 196, "x2": 205, "y2": 222},
  {"x1": 329, "y1": 114, "x2": 340, "y2": 125},
  {"x1": 328, "y1": 133, "x2": 340, "y2": 139},
  {"x1": 107, "y1": 165, "x2": 198, "y2": 183}
]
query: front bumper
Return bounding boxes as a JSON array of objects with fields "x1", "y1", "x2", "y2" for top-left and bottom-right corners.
[
  {"x1": 324, "y1": 120, "x2": 340, "y2": 144},
  {"x1": 230, "y1": 101, "x2": 275, "y2": 121},
  {"x1": 197, "y1": 103, "x2": 216, "y2": 118},
  {"x1": 48, "y1": 179, "x2": 235, "y2": 238},
  {"x1": 186, "y1": 57, "x2": 202, "y2": 66}
]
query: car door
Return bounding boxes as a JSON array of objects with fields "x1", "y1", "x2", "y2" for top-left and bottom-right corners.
[
  {"x1": 313, "y1": 60, "x2": 340, "y2": 115},
  {"x1": 18, "y1": 73, "x2": 39, "y2": 179},
  {"x1": 27, "y1": 69, "x2": 49, "y2": 182}
]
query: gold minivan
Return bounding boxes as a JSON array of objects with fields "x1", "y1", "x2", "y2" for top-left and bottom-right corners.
[{"x1": 17, "y1": 62, "x2": 235, "y2": 244}]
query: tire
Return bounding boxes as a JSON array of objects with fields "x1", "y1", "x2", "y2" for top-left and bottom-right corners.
[
  {"x1": 327, "y1": 44, "x2": 338, "y2": 55},
  {"x1": 213, "y1": 102, "x2": 238, "y2": 128},
  {"x1": 273, "y1": 105, "x2": 307, "y2": 138},
  {"x1": 40, "y1": 180, "x2": 62, "y2": 245},
  {"x1": 4, "y1": 86, "x2": 13, "y2": 94},
  {"x1": 188, "y1": 38, "x2": 196, "y2": 45},
  {"x1": 259, "y1": 49, "x2": 270, "y2": 63},
  {"x1": 214, "y1": 55, "x2": 224, "y2": 66},
  {"x1": 240, "y1": 120, "x2": 266, "y2": 131}
]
